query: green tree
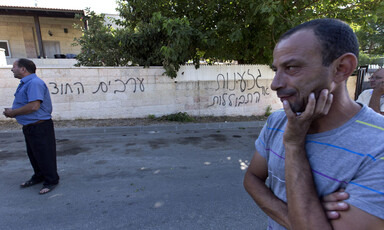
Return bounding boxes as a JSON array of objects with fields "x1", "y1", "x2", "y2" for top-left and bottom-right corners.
[
  {"x1": 74, "y1": 11, "x2": 130, "y2": 66},
  {"x1": 354, "y1": 9, "x2": 384, "y2": 66},
  {"x1": 75, "y1": 9, "x2": 195, "y2": 78},
  {"x1": 356, "y1": 18, "x2": 384, "y2": 55},
  {"x1": 74, "y1": 1, "x2": 384, "y2": 78},
  {"x1": 118, "y1": 12, "x2": 196, "y2": 77}
]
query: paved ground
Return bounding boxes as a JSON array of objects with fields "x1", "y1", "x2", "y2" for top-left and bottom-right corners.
[{"x1": 0, "y1": 121, "x2": 267, "y2": 230}]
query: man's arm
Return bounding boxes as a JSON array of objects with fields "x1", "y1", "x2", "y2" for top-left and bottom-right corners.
[
  {"x1": 244, "y1": 150, "x2": 350, "y2": 229},
  {"x1": 368, "y1": 82, "x2": 384, "y2": 115},
  {"x1": 282, "y1": 91, "x2": 335, "y2": 229},
  {"x1": 284, "y1": 143, "x2": 384, "y2": 229},
  {"x1": 3, "y1": 100, "x2": 41, "y2": 118},
  {"x1": 331, "y1": 205, "x2": 384, "y2": 229},
  {"x1": 244, "y1": 150, "x2": 291, "y2": 229},
  {"x1": 284, "y1": 140, "x2": 331, "y2": 229}
]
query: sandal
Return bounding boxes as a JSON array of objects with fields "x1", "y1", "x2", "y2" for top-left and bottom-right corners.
[
  {"x1": 39, "y1": 184, "x2": 57, "y2": 195},
  {"x1": 20, "y1": 179, "x2": 43, "y2": 188}
]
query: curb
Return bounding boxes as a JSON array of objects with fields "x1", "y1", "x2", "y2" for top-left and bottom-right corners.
[{"x1": 0, "y1": 120, "x2": 266, "y2": 137}]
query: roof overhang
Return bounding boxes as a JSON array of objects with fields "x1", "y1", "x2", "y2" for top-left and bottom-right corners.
[{"x1": 0, "y1": 5, "x2": 84, "y2": 18}]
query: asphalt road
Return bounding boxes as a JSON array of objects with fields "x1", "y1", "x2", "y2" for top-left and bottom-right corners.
[{"x1": 0, "y1": 121, "x2": 267, "y2": 230}]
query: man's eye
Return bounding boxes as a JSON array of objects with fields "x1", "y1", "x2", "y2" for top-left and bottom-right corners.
[{"x1": 287, "y1": 66, "x2": 296, "y2": 71}]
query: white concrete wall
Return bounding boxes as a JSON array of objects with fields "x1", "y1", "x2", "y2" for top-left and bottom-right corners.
[
  {"x1": 0, "y1": 64, "x2": 355, "y2": 120},
  {"x1": 6, "y1": 58, "x2": 77, "y2": 67}
]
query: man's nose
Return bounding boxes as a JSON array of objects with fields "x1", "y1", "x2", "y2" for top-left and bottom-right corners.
[{"x1": 271, "y1": 70, "x2": 286, "y2": 91}]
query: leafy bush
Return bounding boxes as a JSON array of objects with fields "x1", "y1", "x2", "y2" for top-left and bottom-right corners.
[
  {"x1": 358, "y1": 52, "x2": 384, "y2": 67},
  {"x1": 159, "y1": 112, "x2": 195, "y2": 122},
  {"x1": 264, "y1": 105, "x2": 272, "y2": 117},
  {"x1": 147, "y1": 114, "x2": 156, "y2": 119}
]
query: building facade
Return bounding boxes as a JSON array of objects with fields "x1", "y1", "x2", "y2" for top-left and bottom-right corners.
[{"x1": 0, "y1": 6, "x2": 85, "y2": 61}]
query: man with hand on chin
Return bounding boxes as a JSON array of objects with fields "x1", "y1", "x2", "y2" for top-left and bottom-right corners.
[{"x1": 244, "y1": 19, "x2": 384, "y2": 229}]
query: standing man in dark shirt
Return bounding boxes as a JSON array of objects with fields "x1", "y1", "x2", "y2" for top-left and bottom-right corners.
[{"x1": 3, "y1": 58, "x2": 59, "y2": 195}]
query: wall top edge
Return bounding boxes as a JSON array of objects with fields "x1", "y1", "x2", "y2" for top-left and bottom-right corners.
[
  {"x1": 0, "y1": 65, "x2": 271, "y2": 69},
  {"x1": 0, "y1": 66, "x2": 166, "y2": 69},
  {"x1": 183, "y1": 64, "x2": 270, "y2": 66}
]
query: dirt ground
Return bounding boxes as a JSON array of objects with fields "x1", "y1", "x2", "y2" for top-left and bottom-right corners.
[{"x1": 0, "y1": 115, "x2": 268, "y2": 131}]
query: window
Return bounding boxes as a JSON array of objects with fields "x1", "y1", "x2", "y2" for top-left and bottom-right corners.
[
  {"x1": 0, "y1": 40, "x2": 11, "y2": 57},
  {"x1": 43, "y1": 41, "x2": 61, "y2": 58}
]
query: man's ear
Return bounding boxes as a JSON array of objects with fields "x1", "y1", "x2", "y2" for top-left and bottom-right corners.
[
  {"x1": 20, "y1": 67, "x2": 27, "y2": 74},
  {"x1": 332, "y1": 53, "x2": 357, "y2": 83}
]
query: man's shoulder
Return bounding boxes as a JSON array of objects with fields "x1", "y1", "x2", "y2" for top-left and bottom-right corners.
[
  {"x1": 268, "y1": 109, "x2": 286, "y2": 120},
  {"x1": 265, "y1": 109, "x2": 287, "y2": 129},
  {"x1": 356, "y1": 105, "x2": 384, "y2": 128},
  {"x1": 27, "y1": 75, "x2": 46, "y2": 86},
  {"x1": 360, "y1": 89, "x2": 373, "y2": 96}
]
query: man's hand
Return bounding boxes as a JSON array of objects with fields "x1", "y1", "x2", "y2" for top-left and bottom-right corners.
[
  {"x1": 322, "y1": 189, "x2": 350, "y2": 220},
  {"x1": 283, "y1": 89, "x2": 333, "y2": 145},
  {"x1": 3, "y1": 101, "x2": 41, "y2": 118},
  {"x1": 3, "y1": 108, "x2": 14, "y2": 118}
]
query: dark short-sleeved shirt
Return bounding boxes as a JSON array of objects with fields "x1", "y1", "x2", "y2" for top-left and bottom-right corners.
[{"x1": 12, "y1": 73, "x2": 52, "y2": 125}]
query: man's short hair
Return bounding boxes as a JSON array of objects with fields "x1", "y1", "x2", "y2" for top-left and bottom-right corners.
[
  {"x1": 279, "y1": 18, "x2": 359, "y2": 66},
  {"x1": 17, "y1": 58, "x2": 36, "y2": 74}
]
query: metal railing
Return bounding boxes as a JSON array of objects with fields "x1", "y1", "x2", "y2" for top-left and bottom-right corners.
[{"x1": 355, "y1": 66, "x2": 368, "y2": 100}]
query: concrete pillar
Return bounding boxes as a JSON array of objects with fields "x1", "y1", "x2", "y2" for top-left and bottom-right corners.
[{"x1": 0, "y1": 48, "x2": 6, "y2": 67}]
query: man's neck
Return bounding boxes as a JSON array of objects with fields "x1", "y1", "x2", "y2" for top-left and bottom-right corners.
[
  {"x1": 20, "y1": 73, "x2": 33, "y2": 80},
  {"x1": 308, "y1": 94, "x2": 361, "y2": 134}
]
